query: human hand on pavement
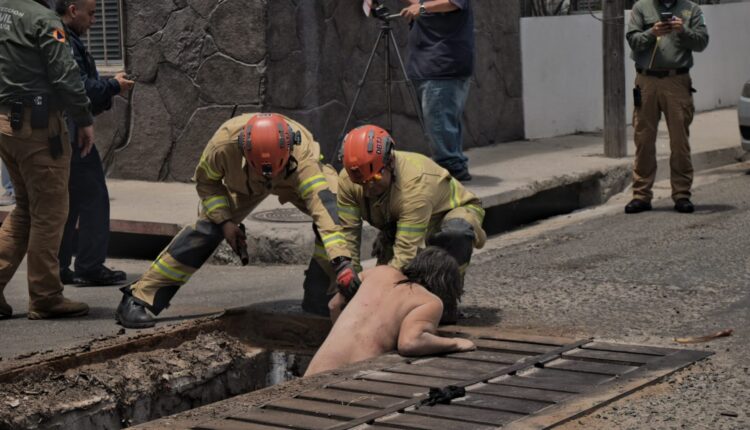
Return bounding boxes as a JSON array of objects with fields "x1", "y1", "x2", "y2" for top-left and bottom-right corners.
[
  {"x1": 114, "y1": 72, "x2": 135, "y2": 96},
  {"x1": 222, "y1": 222, "x2": 246, "y2": 254},
  {"x1": 78, "y1": 125, "x2": 95, "y2": 157},
  {"x1": 454, "y1": 338, "x2": 476, "y2": 352}
]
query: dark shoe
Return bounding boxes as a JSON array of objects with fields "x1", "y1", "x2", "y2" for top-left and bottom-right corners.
[
  {"x1": 115, "y1": 291, "x2": 155, "y2": 329},
  {"x1": 28, "y1": 297, "x2": 89, "y2": 319},
  {"x1": 450, "y1": 168, "x2": 472, "y2": 182},
  {"x1": 624, "y1": 199, "x2": 652, "y2": 214},
  {"x1": 76, "y1": 266, "x2": 127, "y2": 286},
  {"x1": 674, "y1": 198, "x2": 695, "y2": 213},
  {"x1": 0, "y1": 295, "x2": 11, "y2": 319},
  {"x1": 60, "y1": 267, "x2": 78, "y2": 285}
]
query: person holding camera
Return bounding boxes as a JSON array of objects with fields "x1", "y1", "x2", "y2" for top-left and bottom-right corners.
[
  {"x1": 116, "y1": 113, "x2": 349, "y2": 328},
  {"x1": 55, "y1": 0, "x2": 134, "y2": 286},
  {"x1": 625, "y1": 0, "x2": 708, "y2": 214},
  {"x1": 399, "y1": 0, "x2": 474, "y2": 182},
  {"x1": 0, "y1": 0, "x2": 94, "y2": 319}
]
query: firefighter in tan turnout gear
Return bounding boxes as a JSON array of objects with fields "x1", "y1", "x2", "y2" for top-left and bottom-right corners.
[
  {"x1": 332, "y1": 125, "x2": 486, "y2": 323},
  {"x1": 116, "y1": 113, "x2": 349, "y2": 328}
]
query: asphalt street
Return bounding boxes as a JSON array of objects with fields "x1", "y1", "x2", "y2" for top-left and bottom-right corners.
[{"x1": 463, "y1": 163, "x2": 750, "y2": 430}]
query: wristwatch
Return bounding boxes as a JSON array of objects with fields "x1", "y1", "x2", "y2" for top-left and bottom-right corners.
[{"x1": 419, "y1": 0, "x2": 426, "y2": 15}]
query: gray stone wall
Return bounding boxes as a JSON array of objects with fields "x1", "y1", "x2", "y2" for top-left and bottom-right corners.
[{"x1": 102, "y1": 0, "x2": 523, "y2": 182}]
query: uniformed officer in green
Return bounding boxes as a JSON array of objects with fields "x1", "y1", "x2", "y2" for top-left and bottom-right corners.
[
  {"x1": 625, "y1": 0, "x2": 708, "y2": 214},
  {"x1": 0, "y1": 0, "x2": 94, "y2": 319}
]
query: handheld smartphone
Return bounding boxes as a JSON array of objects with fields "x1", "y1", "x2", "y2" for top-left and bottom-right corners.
[{"x1": 660, "y1": 12, "x2": 673, "y2": 22}]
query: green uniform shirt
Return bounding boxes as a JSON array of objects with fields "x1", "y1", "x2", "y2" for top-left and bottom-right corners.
[
  {"x1": 338, "y1": 150, "x2": 484, "y2": 270},
  {"x1": 627, "y1": 0, "x2": 708, "y2": 70},
  {"x1": 0, "y1": 0, "x2": 92, "y2": 126}
]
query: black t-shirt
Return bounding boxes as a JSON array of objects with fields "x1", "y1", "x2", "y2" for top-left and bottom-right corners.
[{"x1": 406, "y1": 0, "x2": 475, "y2": 80}]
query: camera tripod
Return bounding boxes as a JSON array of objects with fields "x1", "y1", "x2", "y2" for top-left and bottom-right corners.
[{"x1": 332, "y1": 15, "x2": 426, "y2": 162}]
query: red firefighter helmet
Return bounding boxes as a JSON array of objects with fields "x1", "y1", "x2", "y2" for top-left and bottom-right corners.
[
  {"x1": 238, "y1": 114, "x2": 301, "y2": 179},
  {"x1": 341, "y1": 125, "x2": 394, "y2": 184}
]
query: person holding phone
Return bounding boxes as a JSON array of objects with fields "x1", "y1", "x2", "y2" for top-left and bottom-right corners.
[{"x1": 624, "y1": 0, "x2": 708, "y2": 215}]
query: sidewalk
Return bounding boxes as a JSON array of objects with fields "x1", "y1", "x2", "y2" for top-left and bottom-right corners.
[{"x1": 109, "y1": 108, "x2": 744, "y2": 262}]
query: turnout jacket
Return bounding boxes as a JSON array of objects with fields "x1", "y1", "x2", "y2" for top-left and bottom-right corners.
[
  {"x1": 338, "y1": 150, "x2": 483, "y2": 270},
  {"x1": 193, "y1": 113, "x2": 349, "y2": 261},
  {"x1": 0, "y1": 0, "x2": 92, "y2": 126}
]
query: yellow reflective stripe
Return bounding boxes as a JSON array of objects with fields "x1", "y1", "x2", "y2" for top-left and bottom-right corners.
[
  {"x1": 337, "y1": 204, "x2": 360, "y2": 217},
  {"x1": 199, "y1": 157, "x2": 221, "y2": 181},
  {"x1": 449, "y1": 178, "x2": 459, "y2": 209},
  {"x1": 466, "y1": 203, "x2": 485, "y2": 220},
  {"x1": 397, "y1": 222, "x2": 428, "y2": 236},
  {"x1": 202, "y1": 196, "x2": 230, "y2": 214},
  {"x1": 322, "y1": 232, "x2": 347, "y2": 249},
  {"x1": 298, "y1": 174, "x2": 327, "y2": 198},
  {"x1": 152, "y1": 258, "x2": 190, "y2": 283}
]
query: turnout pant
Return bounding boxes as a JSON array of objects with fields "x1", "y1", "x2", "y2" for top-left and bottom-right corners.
[
  {"x1": 632, "y1": 72, "x2": 695, "y2": 202},
  {"x1": 128, "y1": 196, "x2": 337, "y2": 317},
  {"x1": 0, "y1": 108, "x2": 71, "y2": 309}
]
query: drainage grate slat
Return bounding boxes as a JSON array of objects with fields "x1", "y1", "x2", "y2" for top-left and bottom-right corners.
[
  {"x1": 407, "y1": 402, "x2": 525, "y2": 425},
  {"x1": 228, "y1": 408, "x2": 345, "y2": 430},
  {"x1": 383, "y1": 363, "x2": 494, "y2": 380},
  {"x1": 329, "y1": 380, "x2": 426, "y2": 398},
  {"x1": 450, "y1": 393, "x2": 552, "y2": 414},
  {"x1": 563, "y1": 348, "x2": 658, "y2": 365},
  {"x1": 582, "y1": 341, "x2": 679, "y2": 356},
  {"x1": 296, "y1": 389, "x2": 404, "y2": 409},
  {"x1": 192, "y1": 419, "x2": 288, "y2": 430},
  {"x1": 468, "y1": 382, "x2": 574, "y2": 403},
  {"x1": 473, "y1": 339, "x2": 557, "y2": 355},
  {"x1": 520, "y1": 367, "x2": 614, "y2": 386},
  {"x1": 488, "y1": 376, "x2": 585, "y2": 394},
  {"x1": 375, "y1": 412, "x2": 496, "y2": 430},
  {"x1": 544, "y1": 357, "x2": 639, "y2": 376},
  {"x1": 360, "y1": 371, "x2": 463, "y2": 388},
  {"x1": 264, "y1": 398, "x2": 375, "y2": 420},
  {"x1": 410, "y1": 357, "x2": 504, "y2": 373},
  {"x1": 440, "y1": 349, "x2": 530, "y2": 364}
]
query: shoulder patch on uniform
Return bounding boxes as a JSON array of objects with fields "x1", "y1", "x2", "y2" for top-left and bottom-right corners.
[
  {"x1": 681, "y1": 10, "x2": 692, "y2": 20},
  {"x1": 52, "y1": 28, "x2": 66, "y2": 43}
]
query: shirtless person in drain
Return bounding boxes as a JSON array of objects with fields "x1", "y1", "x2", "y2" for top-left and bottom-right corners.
[{"x1": 305, "y1": 247, "x2": 475, "y2": 376}]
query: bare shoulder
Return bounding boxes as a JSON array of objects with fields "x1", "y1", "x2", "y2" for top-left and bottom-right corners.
[{"x1": 361, "y1": 265, "x2": 406, "y2": 283}]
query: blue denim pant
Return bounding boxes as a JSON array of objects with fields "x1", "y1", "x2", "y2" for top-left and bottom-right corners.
[
  {"x1": 414, "y1": 78, "x2": 471, "y2": 173},
  {"x1": 1, "y1": 161, "x2": 13, "y2": 195}
]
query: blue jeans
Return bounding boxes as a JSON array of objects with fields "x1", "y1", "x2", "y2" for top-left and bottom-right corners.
[
  {"x1": 1, "y1": 160, "x2": 13, "y2": 195},
  {"x1": 415, "y1": 78, "x2": 471, "y2": 173}
]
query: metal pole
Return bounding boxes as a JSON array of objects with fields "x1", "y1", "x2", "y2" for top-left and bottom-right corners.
[{"x1": 603, "y1": 0, "x2": 627, "y2": 158}]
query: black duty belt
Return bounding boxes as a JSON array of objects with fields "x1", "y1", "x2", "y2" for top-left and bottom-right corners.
[
  {"x1": 1, "y1": 94, "x2": 59, "y2": 109},
  {"x1": 636, "y1": 67, "x2": 690, "y2": 78}
]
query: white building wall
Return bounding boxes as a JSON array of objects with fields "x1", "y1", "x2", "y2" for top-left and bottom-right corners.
[{"x1": 521, "y1": 3, "x2": 750, "y2": 139}]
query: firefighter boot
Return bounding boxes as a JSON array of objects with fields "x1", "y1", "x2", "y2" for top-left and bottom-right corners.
[
  {"x1": 28, "y1": 297, "x2": 89, "y2": 320},
  {"x1": 116, "y1": 286, "x2": 155, "y2": 329},
  {"x1": 301, "y1": 259, "x2": 333, "y2": 317}
]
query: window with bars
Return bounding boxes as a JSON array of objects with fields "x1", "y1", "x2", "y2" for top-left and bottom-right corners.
[{"x1": 83, "y1": 0, "x2": 123, "y2": 67}]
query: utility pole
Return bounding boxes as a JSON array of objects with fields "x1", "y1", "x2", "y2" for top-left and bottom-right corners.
[{"x1": 602, "y1": 0, "x2": 626, "y2": 158}]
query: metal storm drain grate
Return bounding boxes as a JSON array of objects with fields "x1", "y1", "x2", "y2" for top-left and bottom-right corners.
[
  {"x1": 252, "y1": 208, "x2": 313, "y2": 223},
  {"x1": 147, "y1": 329, "x2": 711, "y2": 430}
]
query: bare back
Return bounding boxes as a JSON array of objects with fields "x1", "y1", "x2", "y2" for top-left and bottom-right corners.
[{"x1": 305, "y1": 265, "x2": 440, "y2": 375}]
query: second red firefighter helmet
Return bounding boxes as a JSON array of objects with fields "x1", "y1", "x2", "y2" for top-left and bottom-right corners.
[
  {"x1": 238, "y1": 113, "x2": 301, "y2": 179},
  {"x1": 341, "y1": 124, "x2": 394, "y2": 184}
]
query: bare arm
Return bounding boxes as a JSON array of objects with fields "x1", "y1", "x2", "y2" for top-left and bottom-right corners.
[
  {"x1": 401, "y1": 0, "x2": 460, "y2": 19},
  {"x1": 397, "y1": 297, "x2": 474, "y2": 357}
]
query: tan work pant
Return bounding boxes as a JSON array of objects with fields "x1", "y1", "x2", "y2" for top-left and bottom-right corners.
[
  {"x1": 632, "y1": 72, "x2": 695, "y2": 202},
  {"x1": 0, "y1": 108, "x2": 70, "y2": 309},
  {"x1": 129, "y1": 166, "x2": 339, "y2": 315}
]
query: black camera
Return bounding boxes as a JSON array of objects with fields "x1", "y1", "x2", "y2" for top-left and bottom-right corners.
[{"x1": 371, "y1": 0, "x2": 392, "y2": 20}]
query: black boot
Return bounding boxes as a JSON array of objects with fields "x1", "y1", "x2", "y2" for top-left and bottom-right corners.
[{"x1": 115, "y1": 289, "x2": 155, "y2": 329}]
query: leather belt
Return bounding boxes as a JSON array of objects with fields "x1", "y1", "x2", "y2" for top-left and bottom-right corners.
[{"x1": 636, "y1": 67, "x2": 690, "y2": 78}]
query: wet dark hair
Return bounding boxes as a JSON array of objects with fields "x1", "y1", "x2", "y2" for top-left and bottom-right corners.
[{"x1": 399, "y1": 247, "x2": 463, "y2": 308}]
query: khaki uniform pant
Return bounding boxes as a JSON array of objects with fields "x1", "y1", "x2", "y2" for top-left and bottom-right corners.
[
  {"x1": 632, "y1": 73, "x2": 695, "y2": 202},
  {"x1": 0, "y1": 109, "x2": 70, "y2": 309},
  {"x1": 129, "y1": 168, "x2": 339, "y2": 315}
]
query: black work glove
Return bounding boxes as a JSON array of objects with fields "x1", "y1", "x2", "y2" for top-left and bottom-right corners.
[{"x1": 332, "y1": 257, "x2": 361, "y2": 300}]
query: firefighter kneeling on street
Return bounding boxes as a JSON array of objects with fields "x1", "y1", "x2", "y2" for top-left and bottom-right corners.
[
  {"x1": 332, "y1": 125, "x2": 487, "y2": 324},
  {"x1": 116, "y1": 113, "x2": 350, "y2": 328}
]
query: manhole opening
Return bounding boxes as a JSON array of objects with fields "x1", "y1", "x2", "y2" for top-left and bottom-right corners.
[{"x1": 0, "y1": 307, "x2": 325, "y2": 430}]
